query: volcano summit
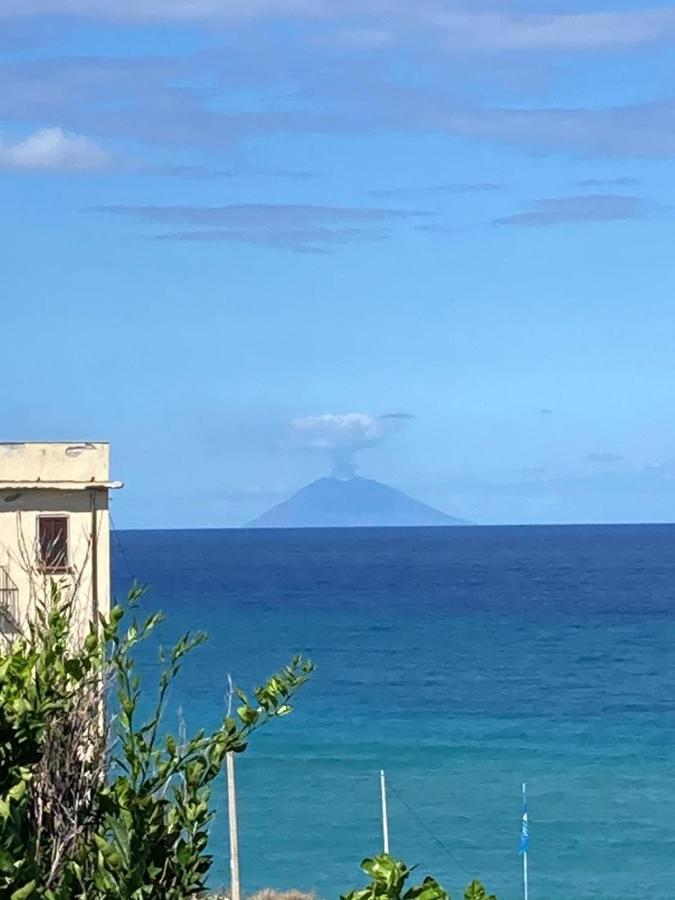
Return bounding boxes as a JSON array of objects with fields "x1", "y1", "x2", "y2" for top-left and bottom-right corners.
[{"x1": 247, "y1": 476, "x2": 467, "y2": 528}]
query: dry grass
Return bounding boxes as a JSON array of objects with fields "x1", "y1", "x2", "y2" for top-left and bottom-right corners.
[
  {"x1": 204, "y1": 891, "x2": 317, "y2": 900},
  {"x1": 29, "y1": 676, "x2": 107, "y2": 889},
  {"x1": 250, "y1": 893, "x2": 317, "y2": 900}
]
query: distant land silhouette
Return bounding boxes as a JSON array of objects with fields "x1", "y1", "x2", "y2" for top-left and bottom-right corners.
[{"x1": 247, "y1": 476, "x2": 468, "y2": 528}]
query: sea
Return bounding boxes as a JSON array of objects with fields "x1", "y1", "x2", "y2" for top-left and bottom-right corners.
[{"x1": 111, "y1": 525, "x2": 675, "y2": 900}]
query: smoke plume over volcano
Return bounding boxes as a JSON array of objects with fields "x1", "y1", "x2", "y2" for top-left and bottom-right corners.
[{"x1": 289, "y1": 412, "x2": 413, "y2": 478}]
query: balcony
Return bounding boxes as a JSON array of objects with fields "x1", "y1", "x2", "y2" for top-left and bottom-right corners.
[{"x1": 0, "y1": 567, "x2": 19, "y2": 639}]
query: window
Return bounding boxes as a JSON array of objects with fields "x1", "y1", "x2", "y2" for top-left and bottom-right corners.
[{"x1": 38, "y1": 516, "x2": 69, "y2": 572}]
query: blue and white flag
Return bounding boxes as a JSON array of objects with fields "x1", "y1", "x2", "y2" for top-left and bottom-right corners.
[{"x1": 519, "y1": 783, "x2": 529, "y2": 856}]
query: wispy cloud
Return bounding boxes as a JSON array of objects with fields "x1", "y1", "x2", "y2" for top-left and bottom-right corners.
[
  {"x1": 147, "y1": 163, "x2": 314, "y2": 180},
  {"x1": 434, "y1": 8, "x2": 675, "y2": 53},
  {"x1": 2, "y1": 1, "x2": 675, "y2": 204},
  {"x1": 414, "y1": 223, "x2": 461, "y2": 236},
  {"x1": 494, "y1": 194, "x2": 650, "y2": 227},
  {"x1": 513, "y1": 466, "x2": 547, "y2": 478},
  {"x1": 370, "y1": 182, "x2": 502, "y2": 198},
  {"x1": 0, "y1": 0, "x2": 343, "y2": 22},
  {"x1": 437, "y1": 99, "x2": 675, "y2": 159},
  {"x1": 576, "y1": 176, "x2": 640, "y2": 188},
  {"x1": 90, "y1": 202, "x2": 430, "y2": 252},
  {"x1": 4, "y1": 50, "x2": 675, "y2": 162},
  {"x1": 589, "y1": 452, "x2": 624, "y2": 463},
  {"x1": 152, "y1": 226, "x2": 389, "y2": 253},
  {"x1": 214, "y1": 484, "x2": 287, "y2": 503},
  {"x1": 92, "y1": 203, "x2": 426, "y2": 227},
  {"x1": 6, "y1": 3, "x2": 675, "y2": 55},
  {"x1": 0, "y1": 126, "x2": 111, "y2": 172}
]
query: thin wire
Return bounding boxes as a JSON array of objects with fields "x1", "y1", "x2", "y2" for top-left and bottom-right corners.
[
  {"x1": 109, "y1": 513, "x2": 162, "y2": 657},
  {"x1": 387, "y1": 780, "x2": 472, "y2": 878},
  {"x1": 109, "y1": 512, "x2": 152, "y2": 618},
  {"x1": 110, "y1": 512, "x2": 136, "y2": 584}
]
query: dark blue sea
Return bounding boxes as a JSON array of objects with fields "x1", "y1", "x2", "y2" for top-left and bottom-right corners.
[{"x1": 112, "y1": 525, "x2": 675, "y2": 899}]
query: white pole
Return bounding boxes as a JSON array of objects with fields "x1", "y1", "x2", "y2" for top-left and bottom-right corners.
[
  {"x1": 380, "y1": 770, "x2": 390, "y2": 854},
  {"x1": 227, "y1": 751, "x2": 241, "y2": 900},
  {"x1": 522, "y1": 783, "x2": 529, "y2": 900}
]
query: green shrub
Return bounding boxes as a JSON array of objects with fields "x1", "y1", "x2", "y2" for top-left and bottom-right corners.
[
  {"x1": 341, "y1": 854, "x2": 496, "y2": 900},
  {"x1": 0, "y1": 583, "x2": 312, "y2": 898}
]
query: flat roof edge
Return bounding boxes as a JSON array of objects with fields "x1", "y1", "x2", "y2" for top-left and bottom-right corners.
[
  {"x1": 0, "y1": 441, "x2": 111, "y2": 447},
  {"x1": 0, "y1": 481, "x2": 123, "y2": 490}
]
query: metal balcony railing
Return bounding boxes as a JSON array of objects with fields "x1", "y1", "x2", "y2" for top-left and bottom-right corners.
[{"x1": 0, "y1": 566, "x2": 19, "y2": 637}]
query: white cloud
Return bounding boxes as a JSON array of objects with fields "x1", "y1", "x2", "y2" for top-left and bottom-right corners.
[
  {"x1": 290, "y1": 413, "x2": 391, "y2": 451},
  {"x1": 0, "y1": 127, "x2": 112, "y2": 172}
]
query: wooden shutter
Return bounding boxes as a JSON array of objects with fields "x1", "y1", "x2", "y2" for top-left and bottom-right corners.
[{"x1": 38, "y1": 516, "x2": 69, "y2": 571}]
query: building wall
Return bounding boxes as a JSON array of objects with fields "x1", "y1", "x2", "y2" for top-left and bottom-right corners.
[
  {"x1": 0, "y1": 443, "x2": 115, "y2": 642},
  {"x1": 0, "y1": 442, "x2": 109, "y2": 482}
]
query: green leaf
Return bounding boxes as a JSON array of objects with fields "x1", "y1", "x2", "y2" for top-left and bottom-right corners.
[
  {"x1": 237, "y1": 705, "x2": 259, "y2": 726},
  {"x1": 11, "y1": 881, "x2": 37, "y2": 900},
  {"x1": 405, "y1": 876, "x2": 450, "y2": 900},
  {"x1": 464, "y1": 881, "x2": 496, "y2": 900}
]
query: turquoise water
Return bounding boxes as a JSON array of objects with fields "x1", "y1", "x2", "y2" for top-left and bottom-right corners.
[{"x1": 112, "y1": 525, "x2": 675, "y2": 899}]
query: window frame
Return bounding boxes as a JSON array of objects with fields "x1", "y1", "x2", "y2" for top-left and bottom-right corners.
[{"x1": 37, "y1": 514, "x2": 70, "y2": 574}]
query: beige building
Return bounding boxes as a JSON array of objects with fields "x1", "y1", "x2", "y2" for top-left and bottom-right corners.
[{"x1": 0, "y1": 442, "x2": 122, "y2": 642}]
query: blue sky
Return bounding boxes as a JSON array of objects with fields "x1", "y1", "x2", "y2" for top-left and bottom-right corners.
[{"x1": 3, "y1": 0, "x2": 675, "y2": 527}]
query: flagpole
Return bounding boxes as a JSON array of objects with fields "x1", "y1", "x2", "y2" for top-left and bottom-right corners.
[
  {"x1": 226, "y1": 676, "x2": 241, "y2": 900},
  {"x1": 380, "y1": 770, "x2": 390, "y2": 854},
  {"x1": 522, "y1": 782, "x2": 529, "y2": 900},
  {"x1": 227, "y1": 750, "x2": 241, "y2": 900}
]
